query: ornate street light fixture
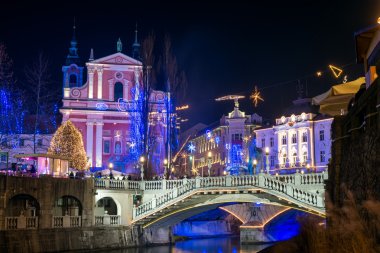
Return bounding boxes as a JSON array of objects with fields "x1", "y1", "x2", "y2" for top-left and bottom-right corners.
[
  {"x1": 265, "y1": 147, "x2": 270, "y2": 174},
  {"x1": 207, "y1": 151, "x2": 212, "y2": 177},
  {"x1": 139, "y1": 156, "x2": 145, "y2": 181},
  {"x1": 253, "y1": 159, "x2": 257, "y2": 175},
  {"x1": 163, "y1": 158, "x2": 168, "y2": 179}
]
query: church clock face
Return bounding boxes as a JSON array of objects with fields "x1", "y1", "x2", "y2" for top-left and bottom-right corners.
[{"x1": 115, "y1": 72, "x2": 123, "y2": 80}]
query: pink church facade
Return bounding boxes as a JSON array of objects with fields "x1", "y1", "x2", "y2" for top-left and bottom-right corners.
[{"x1": 60, "y1": 35, "x2": 168, "y2": 176}]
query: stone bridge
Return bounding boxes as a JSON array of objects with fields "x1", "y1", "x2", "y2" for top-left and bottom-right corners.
[{"x1": 94, "y1": 171, "x2": 327, "y2": 228}]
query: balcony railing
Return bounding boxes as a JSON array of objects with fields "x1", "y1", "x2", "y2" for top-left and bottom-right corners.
[
  {"x1": 5, "y1": 216, "x2": 38, "y2": 230},
  {"x1": 94, "y1": 215, "x2": 120, "y2": 226},
  {"x1": 52, "y1": 215, "x2": 82, "y2": 228}
]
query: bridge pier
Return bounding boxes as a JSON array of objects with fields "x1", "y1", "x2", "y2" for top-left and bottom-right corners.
[
  {"x1": 240, "y1": 226, "x2": 273, "y2": 243},
  {"x1": 143, "y1": 226, "x2": 173, "y2": 245}
]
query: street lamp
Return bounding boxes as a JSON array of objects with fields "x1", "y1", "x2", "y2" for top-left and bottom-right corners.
[
  {"x1": 253, "y1": 159, "x2": 257, "y2": 175},
  {"x1": 306, "y1": 163, "x2": 310, "y2": 173},
  {"x1": 139, "y1": 156, "x2": 145, "y2": 181},
  {"x1": 108, "y1": 163, "x2": 114, "y2": 179},
  {"x1": 163, "y1": 158, "x2": 168, "y2": 179},
  {"x1": 265, "y1": 147, "x2": 270, "y2": 174},
  {"x1": 207, "y1": 151, "x2": 212, "y2": 177}
]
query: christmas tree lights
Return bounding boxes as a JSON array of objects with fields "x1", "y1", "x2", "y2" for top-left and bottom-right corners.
[{"x1": 48, "y1": 120, "x2": 88, "y2": 170}]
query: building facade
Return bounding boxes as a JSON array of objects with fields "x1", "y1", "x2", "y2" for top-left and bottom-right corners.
[
  {"x1": 0, "y1": 134, "x2": 52, "y2": 168},
  {"x1": 255, "y1": 98, "x2": 333, "y2": 173},
  {"x1": 60, "y1": 29, "x2": 169, "y2": 176},
  {"x1": 186, "y1": 98, "x2": 262, "y2": 176}
]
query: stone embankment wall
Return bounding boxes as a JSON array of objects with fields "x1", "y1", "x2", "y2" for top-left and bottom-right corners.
[
  {"x1": 328, "y1": 78, "x2": 380, "y2": 206},
  {"x1": 0, "y1": 226, "x2": 172, "y2": 252}
]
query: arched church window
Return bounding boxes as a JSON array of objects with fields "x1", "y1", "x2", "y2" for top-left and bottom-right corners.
[
  {"x1": 303, "y1": 152, "x2": 308, "y2": 163},
  {"x1": 114, "y1": 141, "x2": 121, "y2": 154},
  {"x1": 114, "y1": 82, "x2": 123, "y2": 101},
  {"x1": 282, "y1": 153, "x2": 287, "y2": 165},
  {"x1": 69, "y1": 74, "x2": 77, "y2": 87},
  {"x1": 292, "y1": 153, "x2": 297, "y2": 165}
]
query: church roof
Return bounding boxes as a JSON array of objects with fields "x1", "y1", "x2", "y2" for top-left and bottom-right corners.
[{"x1": 89, "y1": 52, "x2": 142, "y2": 66}]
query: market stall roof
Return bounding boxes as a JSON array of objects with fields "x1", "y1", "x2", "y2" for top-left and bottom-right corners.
[
  {"x1": 312, "y1": 77, "x2": 365, "y2": 116},
  {"x1": 14, "y1": 153, "x2": 70, "y2": 161}
]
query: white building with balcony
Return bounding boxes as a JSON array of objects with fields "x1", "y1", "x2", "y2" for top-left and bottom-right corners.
[{"x1": 254, "y1": 98, "x2": 333, "y2": 173}]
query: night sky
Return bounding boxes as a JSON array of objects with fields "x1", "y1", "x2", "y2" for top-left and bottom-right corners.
[{"x1": 1, "y1": 0, "x2": 379, "y2": 129}]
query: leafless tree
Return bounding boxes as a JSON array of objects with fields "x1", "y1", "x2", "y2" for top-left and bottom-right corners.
[
  {"x1": 0, "y1": 43, "x2": 14, "y2": 88},
  {"x1": 25, "y1": 52, "x2": 56, "y2": 153},
  {"x1": 0, "y1": 43, "x2": 26, "y2": 164},
  {"x1": 161, "y1": 34, "x2": 188, "y2": 102}
]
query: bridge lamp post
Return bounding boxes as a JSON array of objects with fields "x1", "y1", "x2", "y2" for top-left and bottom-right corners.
[
  {"x1": 253, "y1": 159, "x2": 257, "y2": 175},
  {"x1": 108, "y1": 163, "x2": 114, "y2": 179},
  {"x1": 207, "y1": 151, "x2": 212, "y2": 177},
  {"x1": 163, "y1": 159, "x2": 168, "y2": 179},
  {"x1": 139, "y1": 156, "x2": 145, "y2": 181},
  {"x1": 306, "y1": 163, "x2": 310, "y2": 173},
  {"x1": 265, "y1": 147, "x2": 270, "y2": 174}
]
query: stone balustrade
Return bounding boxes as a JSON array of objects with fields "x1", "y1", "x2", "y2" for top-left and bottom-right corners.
[
  {"x1": 94, "y1": 215, "x2": 120, "y2": 226},
  {"x1": 52, "y1": 215, "x2": 82, "y2": 228},
  {"x1": 132, "y1": 171, "x2": 327, "y2": 220},
  {"x1": 5, "y1": 216, "x2": 38, "y2": 230}
]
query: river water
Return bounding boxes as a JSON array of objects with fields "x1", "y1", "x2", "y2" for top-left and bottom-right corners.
[{"x1": 81, "y1": 237, "x2": 272, "y2": 253}]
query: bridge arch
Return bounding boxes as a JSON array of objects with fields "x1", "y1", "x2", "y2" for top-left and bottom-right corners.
[
  {"x1": 134, "y1": 189, "x2": 325, "y2": 228},
  {"x1": 53, "y1": 195, "x2": 82, "y2": 216},
  {"x1": 95, "y1": 197, "x2": 119, "y2": 216},
  {"x1": 7, "y1": 194, "x2": 40, "y2": 217}
]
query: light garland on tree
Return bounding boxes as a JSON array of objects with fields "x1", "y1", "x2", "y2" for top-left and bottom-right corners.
[{"x1": 48, "y1": 120, "x2": 88, "y2": 170}]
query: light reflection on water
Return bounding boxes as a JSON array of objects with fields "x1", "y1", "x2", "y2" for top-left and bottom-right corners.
[{"x1": 83, "y1": 237, "x2": 272, "y2": 253}]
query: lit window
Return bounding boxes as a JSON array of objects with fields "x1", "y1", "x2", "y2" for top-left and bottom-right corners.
[
  {"x1": 302, "y1": 132, "x2": 308, "y2": 142},
  {"x1": 270, "y1": 137, "x2": 274, "y2": 147},
  {"x1": 270, "y1": 156, "x2": 275, "y2": 167},
  {"x1": 320, "y1": 150, "x2": 326, "y2": 162},
  {"x1": 114, "y1": 82, "x2": 123, "y2": 101},
  {"x1": 319, "y1": 130, "x2": 325, "y2": 141},
  {"x1": 114, "y1": 141, "x2": 122, "y2": 154},
  {"x1": 292, "y1": 153, "x2": 297, "y2": 165},
  {"x1": 292, "y1": 133, "x2": 297, "y2": 144},
  {"x1": 303, "y1": 152, "x2": 308, "y2": 163},
  {"x1": 261, "y1": 138, "x2": 265, "y2": 148},
  {"x1": 103, "y1": 140, "x2": 110, "y2": 154},
  {"x1": 69, "y1": 74, "x2": 77, "y2": 87},
  {"x1": 282, "y1": 154, "x2": 287, "y2": 165},
  {"x1": 282, "y1": 135, "x2": 287, "y2": 145}
]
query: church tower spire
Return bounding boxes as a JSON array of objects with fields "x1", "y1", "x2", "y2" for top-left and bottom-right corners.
[
  {"x1": 132, "y1": 23, "x2": 141, "y2": 60},
  {"x1": 63, "y1": 19, "x2": 84, "y2": 91},
  {"x1": 66, "y1": 18, "x2": 80, "y2": 65}
]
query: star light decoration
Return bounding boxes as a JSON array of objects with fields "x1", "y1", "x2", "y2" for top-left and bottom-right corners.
[
  {"x1": 188, "y1": 143, "x2": 196, "y2": 153},
  {"x1": 250, "y1": 86, "x2": 264, "y2": 107}
]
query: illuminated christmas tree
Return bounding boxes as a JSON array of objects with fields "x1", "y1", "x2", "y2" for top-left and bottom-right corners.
[{"x1": 48, "y1": 121, "x2": 88, "y2": 170}]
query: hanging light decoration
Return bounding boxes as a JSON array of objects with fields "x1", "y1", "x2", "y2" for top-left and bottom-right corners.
[{"x1": 250, "y1": 86, "x2": 264, "y2": 107}]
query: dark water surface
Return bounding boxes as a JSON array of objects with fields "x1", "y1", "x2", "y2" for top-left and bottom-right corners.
[{"x1": 79, "y1": 237, "x2": 272, "y2": 253}]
